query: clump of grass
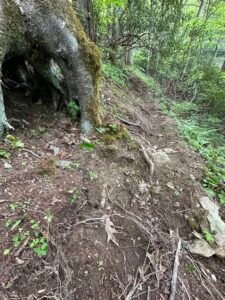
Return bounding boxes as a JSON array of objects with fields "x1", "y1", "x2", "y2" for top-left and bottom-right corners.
[
  {"x1": 161, "y1": 100, "x2": 225, "y2": 205},
  {"x1": 3, "y1": 200, "x2": 51, "y2": 257},
  {"x1": 97, "y1": 123, "x2": 129, "y2": 144},
  {"x1": 103, "y1": 63, "x2": 128, "y2": 86},
  {"x1": 128, "y1": 66, "x2": 162, "y2": 96}
]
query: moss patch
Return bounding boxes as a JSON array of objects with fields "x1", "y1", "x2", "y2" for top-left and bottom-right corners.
[
  {"x1": 97, "y1": 123, "x2": 130, "y2": 144},
  {"x1": 36, "y1": 157, "x2": 56, "y2": 176}
]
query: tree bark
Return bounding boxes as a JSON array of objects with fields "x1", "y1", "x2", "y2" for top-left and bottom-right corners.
[
  {"x1": 0, "y1": 0, "x2": 102, "y2": 137},
  {"x1": 76, "y1": 0, "x2": 95, "y2": 41}
]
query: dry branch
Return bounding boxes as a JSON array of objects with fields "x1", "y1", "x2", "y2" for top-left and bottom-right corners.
[
  {"x1": 169, "y1": 238, "x2": 182, "y2": 300},
  {"x1": 118, "y1": 117, "x2": 142, "y2": 128}
]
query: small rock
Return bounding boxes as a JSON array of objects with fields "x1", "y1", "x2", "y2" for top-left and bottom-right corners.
[
  {"x1": 166, "y1": 181, "x2": 175, "y2": 190},
  {"x1": 151, "y1": 151, "x2": 171, "y2": 166},
  {"x1": 49, "y1": 145, "x2": 60, "y2": 156},
  {"x1": 211, "y1": 274, "x2": 217, "y2": 282},
  {"x1": 4, "y1": 163, "x2": 12, "y2": 169},
  {"x1": 189, "y1": 240, "x2": 215, "y2": 257},
  {"x1": 200, "y1": 197, "x2": 219, "y2": 214},
  {"x1": 16, "y1": 257, "x2": 24, "y2": 265},
  {"x1": 190, "y1": 174, "x2": 195, "y2": 181},
  {"x1": 163, "y1": 148, "x2": 178, "y2": 154},
  {"x1": 174, "y1": 202, "x2": 181, "y2": 208},
  {"x1": 37, "y1": 289, "x2": 46, "y2": 294}
]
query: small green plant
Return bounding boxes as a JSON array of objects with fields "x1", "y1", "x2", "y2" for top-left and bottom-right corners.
[
  {"x1": 5, "y1": 219, "x2": 13, "y2": 228},
  {"x1": 219, "y1": 194, "x2": 225, "y2": 205},
  {"x1": 9, "y1": 202, "x2": 17, "y2": 211},
  {"x1": 11, "y1": 219, "x2": 22, "y2": 231},
  {"x1": 108, "y1": 124, "x2": 118, "y2": 132},
  {"x1": 30, "y1": 219, "x2": 40, "y2": 236},
  {"x1": 70, "y1": 189, "x2": 80, "y2": 205},
  {"x1": 203, "y1": 229, "x2": 215, "y2": 244},
  {"x1": 67, "y1": 100, "x2": 80, "y2": 121},
  {"x1": 0, "y1": 150, "x2": 10, "y2": 159},
  {"x1": 80, "y1": 141, "x2": 95, "y2": 152},
  {"x1": 6, "y1": 135, "x2": 24, "y2": 149},
  {"x1": 30, "y1": 237, "x2": 48, "y2": 257},
  {"x1": 96, "y1": 127, "x2": 107, "y2": 134},
  {"x1": 161, "y1": 100, "x2": 225, "y2": 207},
  {"x1": 97, "y1": 259, "x2": 104, "y2": 270},
  {"x1": 12, "y1": 229, "x2": 29, "y2": 247},
  {"x1": 187, "y1": 263, "x2": 196, "y2": 273},
  {"x1": 44, "y1": 210, "x2": 53, "y2": 224},
  {"x1": 73, "y1": 162, "x2": 81, "y2": 169},
  {"x1": 103, "y1": 63, "x2": 128, "y2": 86},
  {"x1": 4, "y1": 209, "x2": 50, "y2": 257},
  {"x1": 21, "y1": 199, "x2": 31, "y2": 210},
  {"x1": 88, "y1": 170, "x2": 98, "y2": 180},
  {"x1": 3, "y1": 248, "x2": 11, "y2": 256}
]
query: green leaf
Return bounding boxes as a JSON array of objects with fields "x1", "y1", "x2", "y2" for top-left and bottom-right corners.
[
  {"x1": 219, "y1": 194, "x2": 225, "y2": 205},
  {"x1": 88, "y1": 170, "x2": 98, "y2": 180},
  {"x1": 44, "y1": 210, "x2": 53, "y2": 224},
  {"x1": 13, "y1": 140, "x2": 24, "y2": 149},
  {"x1": 204, "y1": 187, "x2": 216, "y2": 198},
  {"x1": 3, "y1": 248, "x2": 11, "y2": 256},
  {"x1": 96, "y1": 127, "x2": 107, "y2": 134},
  {"x1": 11, "y1": 219, "x2": 22, "y2": 231},
  {"x1": 10, "y1": 203, "x2": 17, "y2": 211},
  {"x1": 6, "y1": 135, "x2": 24, "y2": 149},
  {"x1": 203, "y1": 229, "x2": 215, "y2": 244},
  {"x1": 0, "y1": 150, "x2": 11, "y2": 159},
  {"x1": 5, "y1": 219, "x2": 13, "y2": 228},
  {"x1": 80, "y1": 142, "x2": 95, "y2": 152}
]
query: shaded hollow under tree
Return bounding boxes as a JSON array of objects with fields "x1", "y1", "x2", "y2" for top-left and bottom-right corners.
[{"x1": 0, "y1": 0, "x2": 102, "y2": 137}]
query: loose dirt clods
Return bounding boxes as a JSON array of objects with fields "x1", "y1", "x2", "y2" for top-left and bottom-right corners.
[{"x1": 0, "y1": 75, "x2": 224, "y2": 299}]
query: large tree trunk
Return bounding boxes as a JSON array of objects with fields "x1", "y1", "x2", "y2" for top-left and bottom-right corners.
[{"x1": 0, "y1": 0, "x2": 102, "y2": 137}]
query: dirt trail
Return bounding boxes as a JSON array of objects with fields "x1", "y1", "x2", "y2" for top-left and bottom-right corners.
[{"x1": 0, "y1": 76, "x2": 224, "y2": 299}]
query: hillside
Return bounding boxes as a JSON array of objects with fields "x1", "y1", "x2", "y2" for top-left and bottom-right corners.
[{"x1": 0, "y1": 72, "x2": 224, "y2": 300}]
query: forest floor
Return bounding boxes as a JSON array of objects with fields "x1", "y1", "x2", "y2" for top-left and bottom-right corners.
[{"x1": 0, "y1": 73, "x2": 224, "y2": 300}]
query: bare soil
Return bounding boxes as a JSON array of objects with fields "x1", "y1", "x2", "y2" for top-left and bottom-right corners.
[{"x1": 0, "y1": 76, "x2": 225, "y2": 299}]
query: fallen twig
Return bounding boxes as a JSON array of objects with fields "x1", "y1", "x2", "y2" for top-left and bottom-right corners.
[
  {"x1": 140, "y1": 144, "x2": 155, "y2": 180},
  {"x1": 169, "y1": 238, "x2": 182, "y2": 300},
  {"x1": 0, "y1": 200, "x2": 8, "y2": 204},
  {"x1": 147, "y1": 286, "x2": 151, "y2": 300},
  {"x1": 23, "y1": 148, "x2": 41, "y2": 158},
  {"x1": 178, "y1": 278, "x2": 191, "y2": 300},
  {"x1": 118, "y1": 117, "x2": 142, "y2": 128},
  {"x1": 14, "y1": 237, "x2": 30, "y2": 257}
]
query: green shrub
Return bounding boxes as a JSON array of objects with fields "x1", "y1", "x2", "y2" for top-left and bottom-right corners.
[
  {"x1": 103, "y1": 63, "x2": 128, "y2": 86},
  {"x1": 128, "y1": 66, "x2": 162, "y2": 96},
  {"x1": 162, "y1": 100, "x2": 225, "y2": 205},
  {"x1": 198, "y1": 66, "x2": 225, "y2": 114},
  {"x1": 67, "y1": 100, "x2": 80, "y2": 121},
  {"x1": 133, "y1": 50, "x2": 149, "y2": 71}
]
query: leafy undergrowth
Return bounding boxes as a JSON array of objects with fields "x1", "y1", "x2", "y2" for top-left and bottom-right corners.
[
  {"x1": 102, "y1": 63, "x2": 128, "y2": 86},
  {"x1": 127, "y1": 65, "x2": 225, "y2": 208},
  {"x1": 127, "y1": 66, "x2": 162, "y2": 97},
  {"x1": 161, "y1": 100, "x2": 225, "y2": 206}
]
